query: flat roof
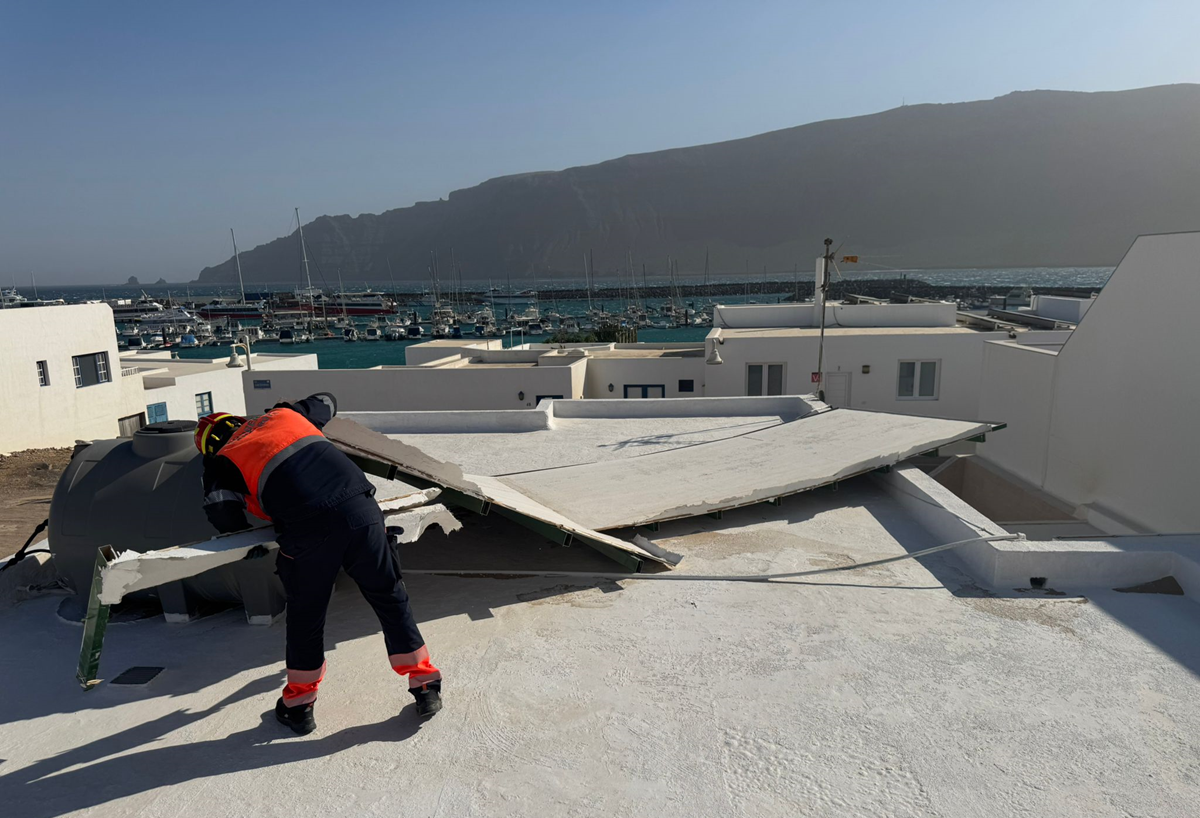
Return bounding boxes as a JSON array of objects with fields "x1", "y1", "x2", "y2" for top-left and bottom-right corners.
[
  {"x1": 121, "y1": 353, "x2": 305, "y2": 379},
  {"x1": 984, "y1": 339, "x2": 1064, "y2": 355},
  {"x1": 716, "y1": 326, "x2": 982, "y2": 338},
  {"x1": 585, "y1": 347, "x2": 703, "y2": 358},
  {"x1": 5, "y1": 475, "x2": 1197, "y2": 816},
  {"x1": 416, "y1": 339, "x2": 494, "y2": 347}
]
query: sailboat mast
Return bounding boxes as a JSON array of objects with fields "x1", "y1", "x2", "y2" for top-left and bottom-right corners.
[
  {"x1": 338, "y1": 269, "x2": 348, "y2": 320},
  {"x1": 295, "y1": 208, "x2": 313, "y2": 291},
  {"x1": 386, "y1": 256, "x2": 398, "y2": 313},
  {"x1": 230, "y1": 228, "x2": 247, "y2": 304}
]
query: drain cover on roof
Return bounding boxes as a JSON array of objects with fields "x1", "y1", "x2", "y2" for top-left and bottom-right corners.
[{"x1": 111, "y1": 666, "x2": 164, "y2": 686}]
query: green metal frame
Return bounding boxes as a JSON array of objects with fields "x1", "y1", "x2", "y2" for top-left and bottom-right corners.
[{"x1": 77, "y1": 545, "x2": 116, "y2": 690}]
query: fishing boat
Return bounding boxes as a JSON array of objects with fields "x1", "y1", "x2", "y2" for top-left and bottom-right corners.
[
  {"x1": 179, "y1": 333, "x2": 199, "y2": 348},
  {"x1": 363, "y1": 326, "x2": 382, "y2": 341},
  {"x1": 342, "y1": 327, "x2": 359, "y2": 342},
  {"x1": 405, "y1": 324, "x2": 424, "y2": 339}
]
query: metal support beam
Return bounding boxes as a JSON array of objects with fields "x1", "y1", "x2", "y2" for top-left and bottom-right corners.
[
  {"x1": 639, "y1": 522, "x2": 660, "y2": 532},
  {"x1": 707, "y1": 510, "x2": 723, "y2": 520},
  {"x1": 77, "y1": 546, "x2": 116, "y2": 691}
]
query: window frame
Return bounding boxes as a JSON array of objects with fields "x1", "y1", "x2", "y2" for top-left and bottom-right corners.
[
  {"x1": 897, "y1": 359, "x2": 941, "y2": 401},
  {"x1": 746, "y1": 362, "x2": 786, "y2": 396},
  {"x1": 36, "y1": 360, "x2": 49, "y2": 387},
  {"x1": 72, "y1": 351, "x2": 112, "y2": 388},
  {"x1": 195, "y1": 391, "x2": 214, "y2": 417},
  {"x1": 678, "y1": 379, "x2": 695, "y2": 393},
  {"x1": 623, "y1": 384, "x2": 666, "y2": 399}
]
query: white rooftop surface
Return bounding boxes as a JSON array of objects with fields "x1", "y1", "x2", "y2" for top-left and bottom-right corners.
[
  {"x1": 387, "y1": 414, "x2": 790, "y2": 475},
  {"x1": 3, "y1": 477, "x2": 1198, "y2": 817}
]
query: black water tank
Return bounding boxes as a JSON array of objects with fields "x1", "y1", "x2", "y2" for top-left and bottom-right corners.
[{"x1": 49, "y1": 421, "x2": 283, "y2": 622}]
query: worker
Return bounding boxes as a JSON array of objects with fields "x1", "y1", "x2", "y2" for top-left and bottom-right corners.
[{"x1": 195, "y1": 393, "x2": 442, "y2": 735}]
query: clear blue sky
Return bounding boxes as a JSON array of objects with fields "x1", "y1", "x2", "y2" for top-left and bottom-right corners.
[{"x1": 2, "y1": 0, "x2": 1197, "y2": 283}]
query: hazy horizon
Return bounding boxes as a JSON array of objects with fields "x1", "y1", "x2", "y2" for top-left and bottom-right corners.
[{"x1": 3, "y1": 1, "x2": 1198, "y2": 284}]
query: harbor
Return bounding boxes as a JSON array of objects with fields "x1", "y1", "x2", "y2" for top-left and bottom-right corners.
[{"x1": 4, "y1": 269, "x2": 1111, "y2": 367}]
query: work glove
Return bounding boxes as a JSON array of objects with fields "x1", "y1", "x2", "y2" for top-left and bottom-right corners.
[{"x1": 243, "y1": 544, "x2": 270, "y2": 560}]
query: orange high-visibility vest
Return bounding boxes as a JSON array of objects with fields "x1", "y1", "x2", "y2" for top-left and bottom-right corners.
[{"x1": 219, "y1": 409, "x2": 327, "y2": 521}]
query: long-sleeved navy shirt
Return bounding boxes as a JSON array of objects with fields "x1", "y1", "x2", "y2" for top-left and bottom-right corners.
[{"x1": 202, "y1": 393, "x2": 373, "y2": 535}]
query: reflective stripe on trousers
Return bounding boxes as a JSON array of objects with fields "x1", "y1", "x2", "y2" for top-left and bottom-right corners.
[
  {"x1": 281, "y1": 661, "x2": 327, "y2": 707},
  {"x1": 389, "y1": 645, "x2": 442, "y2": 689}
]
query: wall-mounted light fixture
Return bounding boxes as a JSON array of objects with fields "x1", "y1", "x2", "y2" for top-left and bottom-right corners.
[
  {"x1": 608, "y1": 383, "x2": 614, "y2": 392},
  {"x1": 861, "y1": 364, "x2": 870, "y2": 374},
  {"x1": 518, "y1": 391, "x2": 525, "y2": 401}
]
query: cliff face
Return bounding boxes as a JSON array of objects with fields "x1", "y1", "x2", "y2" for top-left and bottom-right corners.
[{"x1": 197, "y1": 84, "x2": 1200, "y2": 283}]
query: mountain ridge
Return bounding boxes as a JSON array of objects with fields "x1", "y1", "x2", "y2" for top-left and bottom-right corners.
[{"x1": 197, "y1": 84, "x2": 1200, "y2": 283}]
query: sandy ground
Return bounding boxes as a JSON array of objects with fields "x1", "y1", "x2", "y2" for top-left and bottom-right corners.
[
  {"x1": 0, "y1": 448, "x2": 71, "y2": 559},
  {"x1": 2, "y1": 478, "x2": 1197, "y2": 817}
]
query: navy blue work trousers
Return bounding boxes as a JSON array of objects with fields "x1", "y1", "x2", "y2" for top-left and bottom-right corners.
[{"x1": 274, "y1": 493, "x2": 427, "y2": 673}]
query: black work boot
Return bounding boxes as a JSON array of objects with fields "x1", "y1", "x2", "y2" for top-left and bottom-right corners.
[
  {"x1": 411, "y1": 682, "x2": 443, "y2": 718},
  {"x1": 275, "y1": 697, "x2": 317, "y2": 735}
]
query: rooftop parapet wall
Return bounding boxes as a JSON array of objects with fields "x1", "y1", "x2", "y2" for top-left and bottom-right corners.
[
  {"x1": 712, "y1": 301, "x2": 957, "y2": 329},
  {"x1": 551, "y1": 395, "x2": 815, "y2": 420},
  {"x1": 243, "y1": 357, "x2": 586, "y2": 414}
]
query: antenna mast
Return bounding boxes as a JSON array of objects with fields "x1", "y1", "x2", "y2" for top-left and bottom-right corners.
[{"x1": 815, "y1": 238, "x2": 833, "y2": 402}]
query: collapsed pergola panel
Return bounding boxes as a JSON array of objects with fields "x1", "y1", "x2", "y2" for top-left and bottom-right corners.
[{"x1": 323, "y1": 407, "x2": 999, "y2": 571}]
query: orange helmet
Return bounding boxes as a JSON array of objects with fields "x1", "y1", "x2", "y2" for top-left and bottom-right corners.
[{"x1": 195, "y1": 412, "x2": 246, "y2": 456}]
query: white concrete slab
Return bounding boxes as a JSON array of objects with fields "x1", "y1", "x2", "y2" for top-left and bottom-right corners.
[
  {"x1": 324, "y1": 418, "x2": 675, "y2": 569},
  {"x1": 500, "y1": 408, "x2": 991, "y2": 529},
  {"x1": 97, "y1": 502, "x2": 458, "y2": 605}
]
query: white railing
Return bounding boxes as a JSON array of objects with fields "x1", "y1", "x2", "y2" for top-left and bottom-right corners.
[{"x1": 120, "y1": 366, "x2": 140, "y2": 377}]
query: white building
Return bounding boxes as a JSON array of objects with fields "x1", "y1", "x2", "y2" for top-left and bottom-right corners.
[
  {"x1": 0, "y1": 303, "x2": 147, "y2": 453},
  {"x1": 0, "y1": 302, "x2": 320, "y2": 454},
  {"x1": 124, "y1": 349, "x2": 319, "y2": 423},
  {"x1": 976, "y1": 231, "x2": 1200, "y2": 534}
]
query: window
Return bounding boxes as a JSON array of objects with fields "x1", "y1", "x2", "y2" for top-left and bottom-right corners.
[
  {"x1": 746, "y1": 363, "x2": 785, "y2": 396},
  {"x1": 623, "y1": 385, "x2": 665, "y2": 399},
  {"x1": 72, "y1": 352, "x2": 111, "y2": 388},
  {"x1": 678, "y1": 379, "x2": 695, "y2": 393},
  {"x1": 147, "y1": 402, "x2": 169, "y2": 424},
  {"x1": 898, "y1": 360, "x2": 939, "y2": 400},
  {"x1": 195, "y1": 392, "x2": 214, "y2": 416},
  {"x1": 36, "y1": 360, "x2": 49, "y2": 387}
]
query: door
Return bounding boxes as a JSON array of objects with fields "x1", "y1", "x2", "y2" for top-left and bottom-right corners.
[
  {"x1": 823, "y1": 372, "x2": 851, "y2": 408},
  {"x1": 147, "y1": 402, "x2": 169, "y2": 424},
  {"x1": 118, "y1": 413, "x2": 146, "y2": 437},
  {"x1": 623, "y1": 385, "x2": 665, "y2": 399}
]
